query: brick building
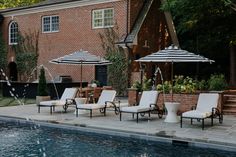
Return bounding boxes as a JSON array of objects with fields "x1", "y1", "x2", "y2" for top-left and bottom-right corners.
[{"x1": 0, "y1": 0, "x2": 178, "y2": 86}]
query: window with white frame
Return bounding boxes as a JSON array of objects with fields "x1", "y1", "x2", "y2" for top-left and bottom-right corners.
[
  {"x1": 92, "y1": 8, "x2": 114, "y2": 29},
  {"x1": 9, "y1": 21, "x2": 18, "y2": 45},
  {"x1": 42, "y1": 15, "x2": 59, "y2": 33}
]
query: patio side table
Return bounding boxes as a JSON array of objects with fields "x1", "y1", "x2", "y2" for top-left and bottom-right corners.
[{"x1": 164, "y1": 102, "x2": 180, "y2": 123}]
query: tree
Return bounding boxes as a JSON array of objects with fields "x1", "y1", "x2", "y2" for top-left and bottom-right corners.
[
  {"x1": 37, "y1": 66, "x2": 48, "y2": 96},
  {"x1": 0, "y1": 0, "x2": 44, "y2": 9},
  {"x1": 162, "y1": 0, "x2": 236, "y2": 80},
  {"x1": 99, "y1": 27, "x2": 128, "y2": 96},
  {"x1": 0, "y1": 31, "x2": 7, "y2": 72},
  {"x1": 14, "y1": 30, "x2": 39, "y2": 81},
  {"x1": 223, "y1": 0, "x2": 236, "y2": 11}
]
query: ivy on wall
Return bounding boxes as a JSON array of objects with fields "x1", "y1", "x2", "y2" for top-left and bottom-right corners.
[
  {"x1": 0, "y1": 31, "x2": 7, "y2": 72},
  {"x1": 99, "y1": 27, "x2": 128, "y2": 96},
  {"x1": 13, "y1": 30, "x2": 39, "y2": 81}
]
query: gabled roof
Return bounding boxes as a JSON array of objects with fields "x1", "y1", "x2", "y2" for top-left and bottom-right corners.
[
  {"x1": 125, "y1": 0, "x2": 154, "y2": 43},
  {"x1": 117, "y1": 0, "x2": 179, "y2": 47}
]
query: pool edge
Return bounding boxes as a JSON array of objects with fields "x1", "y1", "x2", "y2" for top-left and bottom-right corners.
[{"x1": 0, "y1": 115, "x2": 235, "y2": 152}]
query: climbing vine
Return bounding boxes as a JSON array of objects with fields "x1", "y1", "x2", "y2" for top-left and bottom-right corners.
[
  {"x1": 13, "y1": 30, "x2": 39, "y2": 81},
  {"x1": 99, "y1": 27, "x2": 128, "y2": 96}
]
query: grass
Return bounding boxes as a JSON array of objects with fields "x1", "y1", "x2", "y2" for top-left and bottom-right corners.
[
  {"x1": 0, "y1": 95, "x2": 36, "y2": 107},
  {"x1": 0, "y1": 88, "x2": 36, "y2": 107}
]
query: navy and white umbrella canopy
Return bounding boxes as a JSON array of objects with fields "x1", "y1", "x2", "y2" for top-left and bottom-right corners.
[
  {"x1": 50, "y1": 50, "x2": 111, "y2": 94},
  {"x1": 136, "y1": 45, "x2": 214, "y2": 63},
  {"x1": 50, "y1": 50, "x2": 111, "y2": 65}
]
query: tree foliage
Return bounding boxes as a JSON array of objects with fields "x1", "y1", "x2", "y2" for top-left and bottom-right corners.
[
  {"x1": 37, "y1": 66, "x2": 48, "y2": 96},
  {"x1": 99, "y1": 27, "x2": 128, "y2": 96},
  {"x1": 13, "y1": 30, "x2": 39, "y2": 81},
  {"x1": 0, "y1": 0, "x2": 44, "y2": 9},
  {"x1": 162, "y1": 0, "x2": 236, "y2": 80},
  {"x1": 0, "y1": 31, "x2": 7, "y2": 71}
]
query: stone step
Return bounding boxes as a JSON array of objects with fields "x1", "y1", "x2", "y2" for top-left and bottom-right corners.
[
  {"x1": 223, "y1": 109, "x2": 236, "y2": 115},
  {"x1": 223, "y1": 104, "x2": 236, "y2": 108},
  {"x1": 225, "y1": 99, "x2": 236, "y2": 103},
  {"x1": 224, "y1": 94, "x2": 236, "y2": 98}
]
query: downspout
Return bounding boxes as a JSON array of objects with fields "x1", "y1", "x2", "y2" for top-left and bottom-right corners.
[{"x1": 125, "y1": 0, "x2": 132, "y2": 88}]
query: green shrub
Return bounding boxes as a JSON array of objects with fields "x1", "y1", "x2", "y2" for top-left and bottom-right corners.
[
  {"x1": 37, "y1": 67, "x2": 48, "y2": 96},
  {"x1": 208, "y1": 74, "x2": 227, "y2": 91},
  {"x1": 173, "y1": 75, "x2": 197, "y2": 93},
  {"x1": 131, "y1": 81, "x2": 142, "y2": 92},
  {"x1": 156, "y1": 81, "x2": 171, "y2": 93},
  {"x1": 196, "y1": 79, "x2": 208, "y2": 90},
  {"x1": 131, "y1": 76, "x2": 152, "y2": 92}
]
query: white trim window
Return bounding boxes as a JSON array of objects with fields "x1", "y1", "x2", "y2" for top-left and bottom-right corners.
[
  {"x1": 92, "y1": 8, "x2": 114, "y2": 29},
  {"x1": 9, "y1": 21, "x2": 18, "y2": 45},
  {"x1": 42, "y1": 15, "x2": 59, "y2": 33}
]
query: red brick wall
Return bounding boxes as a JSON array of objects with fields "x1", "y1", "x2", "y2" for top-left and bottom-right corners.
[
  {"x1": 129, "y1": 0, "x2": 145, "y2": 31},
  {"x1": 1, "y1": 1, "x2": 127, "y2": 82}
]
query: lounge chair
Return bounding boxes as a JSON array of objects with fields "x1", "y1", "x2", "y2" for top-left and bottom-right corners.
[
  {"x1": 38, "y1": 88, "x2": 78, "y2": 114},
  {"x1": 180, "y1": 93, "x2": 223, "y2": 130},
  {"x1": 119, "y1": 91, "x2": 163, "y2": 123},
  {"x1": 75, "y1": 90, "x2": 117, "y2": 118}
]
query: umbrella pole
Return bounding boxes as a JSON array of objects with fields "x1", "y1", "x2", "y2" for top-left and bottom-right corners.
[
  {"x1": 171, "y1": 62, "x2": 174, "y2": 102},
  {"x1": 80, "y1": 61, "x2": 83, "y2": 97}
]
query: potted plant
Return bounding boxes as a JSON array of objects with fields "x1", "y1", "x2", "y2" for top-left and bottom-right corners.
[{"x1": 36, "y1": 66, "x2": 50, "y2": 105}]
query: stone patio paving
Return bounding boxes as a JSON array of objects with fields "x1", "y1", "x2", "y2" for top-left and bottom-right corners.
[{"x1": 0, "y1": 103, "x2": 235, "y2": 151}]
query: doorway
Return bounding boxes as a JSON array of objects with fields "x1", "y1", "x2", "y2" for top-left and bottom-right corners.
[
  {"x1": 8, "y1": 62, "x2": 18, "y2": 81},
  {"x1": 95, "y1": 65, "x2": 107, "y2": 86}
]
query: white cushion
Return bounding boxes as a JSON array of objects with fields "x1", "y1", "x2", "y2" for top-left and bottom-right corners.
[
  {"x1": 182, "y1": 110, "x2": 212, "y2": 119},
  {"x1": 60, "y1": 88, "x2": 78, "y2": 101},
  {"x1": 40, "y1": 100, "x2": 66, "y2": 106},
  {"x1": 196, "y1": 93, "x2": 219, "y2": 113},
  {"x1": 77, "y1": 103, "x2": 106, "y2": 110},
  {"x1": 120, "y1": 90, "x2": 158, "y2": 113},
  {"x1": 39, "y1": 88, "x2": 78, "y2": 106},
  {"x1": 139, "y1": 91, "x2": 158, "y2": 107},
  {"x1": 76, "y1": 90, "x2": 116, "y2": 110},
  {"x1": 97, "y1": 90, "x2": 116, "y2": 104},
  {"x1": 120, "y1": 106, "x2": 151, "y2": 113}
]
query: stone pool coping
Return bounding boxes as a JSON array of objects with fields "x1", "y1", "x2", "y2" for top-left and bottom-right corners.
[{"x1": 0, "y1": 113, "x2": 235, "y2": 153}]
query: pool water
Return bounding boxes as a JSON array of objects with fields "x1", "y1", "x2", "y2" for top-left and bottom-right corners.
[{"x1": 0, "y1": 120, "x2": 235, "y2": 157}]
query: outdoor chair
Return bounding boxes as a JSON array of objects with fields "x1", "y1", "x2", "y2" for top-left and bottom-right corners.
[
  {"x1": 75, "y1": 90, "x2": 117, "y2": 118},
  {"x1": 89, "y1": 87, "x2": 102, "y2": 103},
  {"x1": 119, "y1": 91, "x2": 163, "y2": 123},
  {"x1": 180, "y1": 93, "x2": 223, "y2": 130},
  {"x1": 38, "y1": 88, "x2": 78, "y2": 114}
]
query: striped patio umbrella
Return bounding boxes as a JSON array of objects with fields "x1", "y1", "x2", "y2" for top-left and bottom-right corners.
[
  {"x1": 50, "y1": 50, "x2": 111, "y2": 95},
  {"x1": 136, "y1": 45, "x2": 214, "y2": 100}
]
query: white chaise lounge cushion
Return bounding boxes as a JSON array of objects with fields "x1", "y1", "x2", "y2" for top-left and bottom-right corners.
[
  {"x1": 76, "y1": 90, "x2": 116, "y2": 109},
  {"x1": 120, "y1": 90, "x2": 158, "y2": 113},
  {"x1": 182, "y1": 110, "x2": 212, "y2": 118},
  {"x1": 39, "y1": 88, "x2": 78, "y2": 106},
  {"x1": 196, "y1": 93, "x2": 219, "y2": 113},
  {"x1": 40, "y1": 100, "x2": 66, "y2": 106},
  {"x1": 182, "y1": 93, "x2": 219, "y2": 118}
]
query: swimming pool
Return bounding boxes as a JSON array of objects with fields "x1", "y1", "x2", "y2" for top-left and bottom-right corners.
[{"x1": 0, "y1": 120, "x2": 235, "y2": 157}]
